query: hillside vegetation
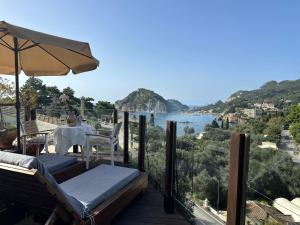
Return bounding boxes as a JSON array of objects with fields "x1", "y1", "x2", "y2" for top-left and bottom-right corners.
[
  {"x1": 115, "y1": 88, "x2": 189, "y2": 113},
  {"x1": 197, "y1": 79, "x2": 300, "y2": 113}
]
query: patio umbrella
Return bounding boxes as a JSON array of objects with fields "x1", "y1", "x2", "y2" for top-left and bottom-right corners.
[{"x1": 0, "y1": 21, "x2": 99, "y2": 152}]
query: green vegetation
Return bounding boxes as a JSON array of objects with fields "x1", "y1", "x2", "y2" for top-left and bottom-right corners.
[
  {"x1": 287, "y1": 105, "x2": 300, "y2": 143},
  {"x1": 264, "y1": 117, "x2": 284, "y2": 142}
]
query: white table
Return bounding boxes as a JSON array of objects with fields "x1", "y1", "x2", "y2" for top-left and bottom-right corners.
[{"x1": 54, "y1": 124, "x2": 92, "y2": 156}]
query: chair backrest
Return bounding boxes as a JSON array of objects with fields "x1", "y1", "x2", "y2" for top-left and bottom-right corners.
[
  {"x1": 112, "y1": 122, "x2": 122, "y2": 138},
  {"x1": 21, "y1": 120, "x2": 39, "y2": 135}
]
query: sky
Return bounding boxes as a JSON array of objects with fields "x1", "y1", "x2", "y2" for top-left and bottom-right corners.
[{"x1": 1, "y1": 0, "x2": 300, "y2": 106}]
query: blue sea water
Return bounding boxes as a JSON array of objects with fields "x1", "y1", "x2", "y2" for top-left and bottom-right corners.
[{"x1": 129, "y1": 112, "x2": 216, "y2": 136}]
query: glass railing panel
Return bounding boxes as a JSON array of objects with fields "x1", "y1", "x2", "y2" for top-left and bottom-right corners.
[
  {"x1": 245, "y1": 142, "x2": 300, "y2": 225},
  {"x1": 175, "y1": 125, "x2": 231, "y2": 224}
]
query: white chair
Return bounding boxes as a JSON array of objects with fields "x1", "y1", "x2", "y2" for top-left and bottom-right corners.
[
  {"x1": 86, "y1": 122, "x2": 122, "y2": 168},
  {"x1": 20, "y1": 120, "x2": 55, "y2": 155}
]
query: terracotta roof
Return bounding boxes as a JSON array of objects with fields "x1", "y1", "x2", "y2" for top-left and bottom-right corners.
[{"x1": 246, "y1": 201, "x2": 267, "y2": 221}]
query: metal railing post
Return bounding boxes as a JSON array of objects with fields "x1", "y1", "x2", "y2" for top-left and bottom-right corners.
[
  {"x1": 138, "y1": 115, "x2": 146, "y2": 172},
  {"x1": 123, "y1": 111, "x2": 129, "y2": 164},
  {"x1": 164, "y1": 120, "x2": 176, "y2": 213}
]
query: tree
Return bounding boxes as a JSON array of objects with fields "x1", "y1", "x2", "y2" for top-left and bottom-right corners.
[
  {"x1": 211, "y1": 119, "x2": 219, "y2": 128},
  {"x1": 264, "y1": 117, "x2": 283, "y2": 141},
  {"x1": 290, "y1": 122, "x2": 300, "y2": 143},
  {"x1": 20, "y1": 87, "x2": 38, "y2": 120},
  {"x1": 221, "y1": 120, "x2": 224, "y2": 129},
  {"x1": 83, "y1": 97, "x2": 95, "y2": 111},
  {"x1": 46, "y1": 86, "x2": 61, "y2": 98},
  {"x1": 23, "y1": 77, "x2": 44, "y2": 91},
  {"x1": 0, "y1": 77, "x2": 15, "y2": 104},
  {"x1": 225, "y1": 117, "x2": 229, "y2": 129},
  {"x1": 149, "y1": 113, "x2": 155, "y2": 127},
  {"x1": 249, "y1": 118, "x2": 266, "y2": 134},
  {"x1": 62, "y1": 87, "x2": 75, "y2": 98},
  {"x1": 62, "y1": 87, "x2": 80, "y2": 107},
  {"x1": 95, "y1": 101, "x2": 114, "y2": 117},
  {"x1": 184, "y1": 126, "x2": 195, "y2": 136},
  {"x1": 23, "y1": 77, "x2": 47, "y2": 106},
  {"x1": 288, "y1": 105, "x2": 300, "y2": 124}
]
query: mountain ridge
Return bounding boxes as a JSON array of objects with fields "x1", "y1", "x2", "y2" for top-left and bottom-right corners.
[
  {"x1": 115, "y1": 88, "x2": 189, "y2": 113},
  {"x1": 196, "y1": 79, "x2": 300, "y2": 113}
]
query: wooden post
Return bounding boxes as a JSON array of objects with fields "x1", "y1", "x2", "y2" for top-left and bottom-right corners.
[
  {"x1": 80, "y1": 97, "x2": 85, "y2": 117},
  {"x1": 226, "y1": 133, "x2": 250, "y2": 225},
  {"x1": 164, "y1": 120, "x2": 176, "y2": 213},
  {"x1": 113, "y1": 108, "x2": 118, "y2": 124},
  {"x1": 123, "y1": 111, "x2": 129, "y2": 164},
  {"x1": 138, "y1": 115, "x2": 146, "y2": 172}
]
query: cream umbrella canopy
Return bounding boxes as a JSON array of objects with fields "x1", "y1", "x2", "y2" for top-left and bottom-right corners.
[{"x1": 0, "y1": 21, "x2": 99, "y2": 152}]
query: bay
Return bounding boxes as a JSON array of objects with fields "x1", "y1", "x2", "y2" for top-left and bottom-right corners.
[{"x1": 129, "y1": 112, "x2": 216, "y2": 136}]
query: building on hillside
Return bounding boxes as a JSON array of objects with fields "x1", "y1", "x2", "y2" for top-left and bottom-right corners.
[
  {"x1": 223, "y1": 113, "x2": 239, "y2": 123},
  {"x1": 273, "y1": 198, "x2": 300, "y2": 223},
  {"x1": 241, "y1": 108, "x2": 263, "y2": 118},
  {"x1": 258, "y1": 142, "x2": 278, "y2": 150},
  {"x1": 254, "y1": 102, "x2": 278, "y2": 111},
  {"x1": 246, "y1": 201, "x2": 299, "y2": 225}
]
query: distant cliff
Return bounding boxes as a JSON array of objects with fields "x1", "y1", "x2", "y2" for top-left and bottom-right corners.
[{"x1": 115, "y1": 88, "x2": 189, "y2": 113}]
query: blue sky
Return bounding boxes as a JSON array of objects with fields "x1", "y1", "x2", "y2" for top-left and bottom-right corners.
[{"x1": 1, "y1": 0, "x2": 300, "y2": 105}]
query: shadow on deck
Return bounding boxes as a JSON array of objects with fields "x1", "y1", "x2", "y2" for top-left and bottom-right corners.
[{"x1": 112, "y1": 186, "x2": 190, "y2": 225}]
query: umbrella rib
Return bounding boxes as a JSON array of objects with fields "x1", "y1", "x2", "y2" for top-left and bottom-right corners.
[
  {"x1": 0, "y1": 42, "x2": 13, "y2": 51},
  {"x1": 19, "y1": 40, "x2": 30, "y2": 50},
  {"x1": 0, "y1": 33, "x2": 13, "y2": 50},
  {"x1": 0, "y1": 32, "x2": 8, "y2": 40},
  {"x1": 0, "y1": 38, "x2": 13, "y2": 50},
  {"x1": 66, "y1": 48, "x2": 95, "y2": 61},
  {"x1": 19, "y1": 43, "x2": 39, "y2": 51},
  {"x1": 37, "y1": 45, "x2": 72, "y2": 70}
]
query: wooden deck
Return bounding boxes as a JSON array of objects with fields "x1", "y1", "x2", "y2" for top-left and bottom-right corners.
[
  {"x1": 0, "y1": 185, "x2": 190, "y2": 225},
  {"x1": 112, "y1": 186, "x2": 190, "y2": 225}
]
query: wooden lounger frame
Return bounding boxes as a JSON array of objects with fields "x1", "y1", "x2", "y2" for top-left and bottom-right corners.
[
  {"x1": 51, "y1": 161, "x2": 86, "y2": 183},
  {"x1": 0, "y1": 163, "x2": 148, "y2": 225}
]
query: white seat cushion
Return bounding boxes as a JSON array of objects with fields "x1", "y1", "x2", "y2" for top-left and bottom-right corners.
[
  {"x1": 89, "y1": 136, "x2": 111, "y2": 146},
  {"x1": 59, "y1": 164, "x2": 140, "y2": 215}
]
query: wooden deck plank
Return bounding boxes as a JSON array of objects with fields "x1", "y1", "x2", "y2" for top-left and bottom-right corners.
[{"x1": 112, "y1": 186, "x2": 190, "y2": 225}]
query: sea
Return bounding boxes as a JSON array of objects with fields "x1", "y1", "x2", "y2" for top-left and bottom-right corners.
[{"x1": 129, "y1": 112, "x2": 216, "y2": 136}]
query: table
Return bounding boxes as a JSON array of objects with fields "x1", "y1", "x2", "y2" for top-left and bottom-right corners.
[{"x1": 54, "y1": 124, "x2": 92, "y2": 156}]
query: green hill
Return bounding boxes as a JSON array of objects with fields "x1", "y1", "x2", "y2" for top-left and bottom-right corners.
[
  {"x1": 197, "y1": 79, "x2": 300, "y2": 113},
  {"x1": 115, "y1": 88, "x2": 189, "y2": 113}
]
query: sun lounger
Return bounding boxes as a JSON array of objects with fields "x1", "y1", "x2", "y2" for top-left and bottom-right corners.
[{"x1": 0, "y1": 151, "x2": 147, "y2": 225}]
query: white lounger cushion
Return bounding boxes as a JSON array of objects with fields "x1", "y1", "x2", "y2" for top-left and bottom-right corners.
[
  {"x1": 37, "y1": 154, "x2": 77, "y2": 173},
  {"x1": 59, "y1": 164, "x2": 140, "y2": 215}
]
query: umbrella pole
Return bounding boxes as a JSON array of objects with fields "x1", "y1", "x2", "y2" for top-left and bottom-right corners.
[{"x1": 13, "y1": 37, "x2": 21, "y2": 153}]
